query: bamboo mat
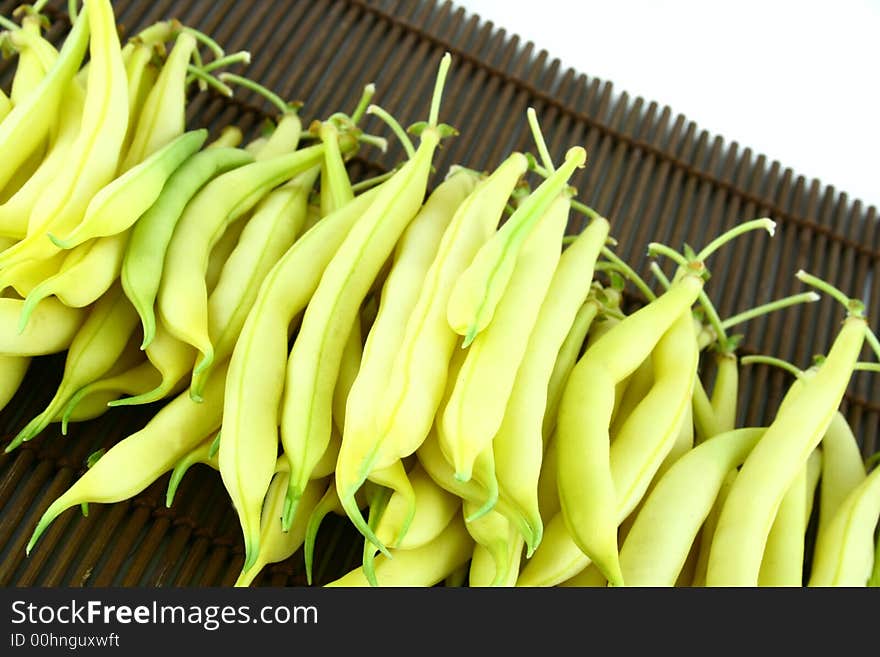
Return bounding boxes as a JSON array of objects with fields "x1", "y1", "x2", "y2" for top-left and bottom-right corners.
[{"x1": 0, "y1": 0, "x2": 877, "y2": 587}]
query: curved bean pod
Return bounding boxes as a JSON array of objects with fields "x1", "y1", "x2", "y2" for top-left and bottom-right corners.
[
  {"x1": 757, "y1": 449, "x2": 822, "y2": 586},
  {"x1": 50, "y1": 129, "x2": 208, "y2": 248},
  {"x1": 618, "y1": 428, "x2": 765, "y2": 586},
  {"x1": 219, "y1": 187, "x2": 382, "y2": 573},
  {"x1": 0, "y1": 296, "x2": 83, "y2": 355},
  {"x1": 26, "y1": 360, "x2": 230, "y2": 554},
  {"x1": 465, "y1": 504, "x2": 522, "y2": 587},
  {"x1": 0, "y1": 80, "x2": 85, "y2": 240},
  {"x1": 158, "y1": 144, "x2": 324, "y2": 378},
  {"x1": 818, "y1": 411, "x2": 867, "y2": 536},
  {"x1": 6, "y1": 281, "x2": 139, "y2": 451},
  {"x1": 0, "y1": 0, "x2": 129, "y2": 268},
  {"x1": 324, "y1": 514, "x2": 473, "y2": 587},
  {"x1": 121, "y1": 146, "x2": 253, "y2": 348},
  {"x1": 19, "y1": 231, "x2": 130, "y2": 330},
  {"x1": 442, "y1": 193, "x2": 570, "y2": 487},
  {"x1": 120, "y1": 32, "x2": 196, "y2": 171},
  {"x1": 493, "y1": 217, "x2": 609, "y2": 552},
  {"x1": 372, "y1": 153, "x2": 529, "y2": 471},
  {"x1": 278, "y1": 131, "x2": 440, "y2": 535},
  {"x1": 610, "y1": 311, "x2": 700, "y2": 522},
  {"x1": 374, "y1": 463, "x2": 460, "y2": 550},
  {"x1": 235, "y1": 471, "x2": 325, "y2": 587},
  {"x1": 809, "y1": 464, "x2": 880, "y2": 586},
  {"x1": 706, "y1": 314, "x2": 867, "y2": 586},
  {"x1": 0, "y1": 0, "x2": 89, "y2": 193},
  {"x1": 190, "y1": 165, "x2": 320, "y2": 399},
  {"x1": 336, "y1": 170, "x2": 478, "y2": 543},
  {"x1": 557, "y1": 271, "x2": 705, "y2": 586},
  {"x1": 446, "y1": 147, "x2": 585, "y2": 345}
]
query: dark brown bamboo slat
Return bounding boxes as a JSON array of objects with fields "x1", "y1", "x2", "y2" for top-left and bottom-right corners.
[{"x1": 0, "y1": 0, "x2": 877, "y2": 587}]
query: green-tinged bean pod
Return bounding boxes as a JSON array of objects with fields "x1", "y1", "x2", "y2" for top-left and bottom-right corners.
[
  {"x1": 374, "y1": 463, "x2": 460, "y2": 550},
  {"x1": 324, "y1": 514, "x2": 473, "y2": 587},
  {"x1": 707, "y1": 313, "x2": 867, "y2": 586},
  {"x1": 6, "y1": 282, "x2": 139, "y2": 451},
  {"x1": 617, "y1": 428, "x2": 765, "y2": 586},
  {"x1": 165, "y1": 433, "x2": 220, "y2": 508},
  {"x1": 219, "y1": 186, "x2": 383, "y2": 575},
  {"x1": 818, "y1": 411, "x2": 867, "y2": 536},
  {"x1": 446, "y1": 147, "x2": 586, "y2": 346},
  {"x1": 122, "y1": 146, "x2": 254, "y2": 348},
  {"x1": 158, "y1": 144, "x2": 325, "y2": 378},
  {"x1": 465, "y1": 504, "x2": 522, "y2": 587},
  {"x1": 190, "y1": 166, "x2": 320, "y2": 399},
  {"x1": 0, "y1": 296, "x2": 84, "y2": 356},
  {"x1": 235, "y1": 471, "x2": 325, "y2": 587},
  {"x1": 278, "y1": 74, "x2": 453, "y2": 535},
  {"x1": 557, "y1": 271, "x2": 705, "y2": 586},
  {"x1": 26, "y1": 360, "x2": 230, "y2": 554},
  {"x1": 809, "y1": 464, "x2": 880, "y2": 586},
  {"x1": 336, "y1": 169, "x2": 478, "y2": 546},
  {"x1": 119, "y1": 31, "x2": 196, "y2": 171},
  {"x1": 441, "y1": 193, "x2": 570, "y2": 487},
  {"x1": 371, "y1": 153, "x2": 529, "y2": 473},
  {"x1": 50, "y1": 129, "x2": 208, "y2": 248},
  {"x1": 493, "y1": 216, "x2": 609, "y2": 552},
  {"x1": 0, "y1": 0, "x2": 129, "y2": 269},
  {"x1": 110, "y1": 320, "x2": 195, "y2": 407},
  {"x1": 0, "y1": 0, "x2": 89, "y2": 194},
  {"x1": 59, "y1": 337, "x2": 156, "y2": 431},
  {"x1": 758, "y1": 449, "x2": 822, "y2": 586}
]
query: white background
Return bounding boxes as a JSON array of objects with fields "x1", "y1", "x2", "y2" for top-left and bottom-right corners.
[{"x1": 454, "y1": 0, "x2": 880, "y2": 210}]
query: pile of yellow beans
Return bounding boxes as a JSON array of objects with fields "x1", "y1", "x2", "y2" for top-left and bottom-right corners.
[{"x1": 2, "y1": 0, "x2": 879, "y2": 588}]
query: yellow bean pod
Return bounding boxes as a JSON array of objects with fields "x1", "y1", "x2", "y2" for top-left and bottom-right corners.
[
  {"x1": 442, "y1": 193, "x2": 569, "y2": 487},
  {"x1": 758, "y1": 449, "x2": 822, "y2": 586},
  {"x1": 0, "y1": 0, "x2": 129, "y2": 268},
  {"x1": 325, "y1": 514, "x2": 473, "y2": 587},
  {"x1": 446, "y1": 147, "x2": 585, "y2": 345},
  {"x1": 557, "y1": 272, "x2": 704, "y2": 586},
  {"x1": 809, "y1": 464, "x2": 880, "y2": 586},
  {"x1": 336, "y1": 170, "x2": 478, "y2": 542},
  {"x1": 0, "y1": 296, "x2": 84, "y2": 356},
  {"x1": 818, "y1": 411, "x2": 867, "y2": 536},
  {"x1": 618, "y1": 428, "x2": 765, "y2": 586},
  {"x1": 494, "y1": 217, "x2": 609, "y2": 550},
  {"x1": 26, "y1": 360, "x2": 230, "y2": 554},
  {"x1": 235, "y1": 471, "x2": 325, "y2": 587},
  {"x1": 706, "y1": 315, "x2": 866, "y2": 586},
  {"x1": 372, "y1": 153, "x2": 529, "y2": 471}
]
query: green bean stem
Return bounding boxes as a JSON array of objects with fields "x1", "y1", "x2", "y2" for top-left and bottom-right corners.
[
  {"x1": 219, "y1": 71, "x2": 294, "y2": 116},
  {"x1": 696, "y1": 218, "x2": 776, "y2": 261},
  {"x1": 721, "y1": 292, "x2": 821, "y2": 331},
  {"x1": 366, "y1": 104, "x2": 415, "y2": 157},
  {"x1": 526, "y1": 106, "x2": 556, "y2": 172}
]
